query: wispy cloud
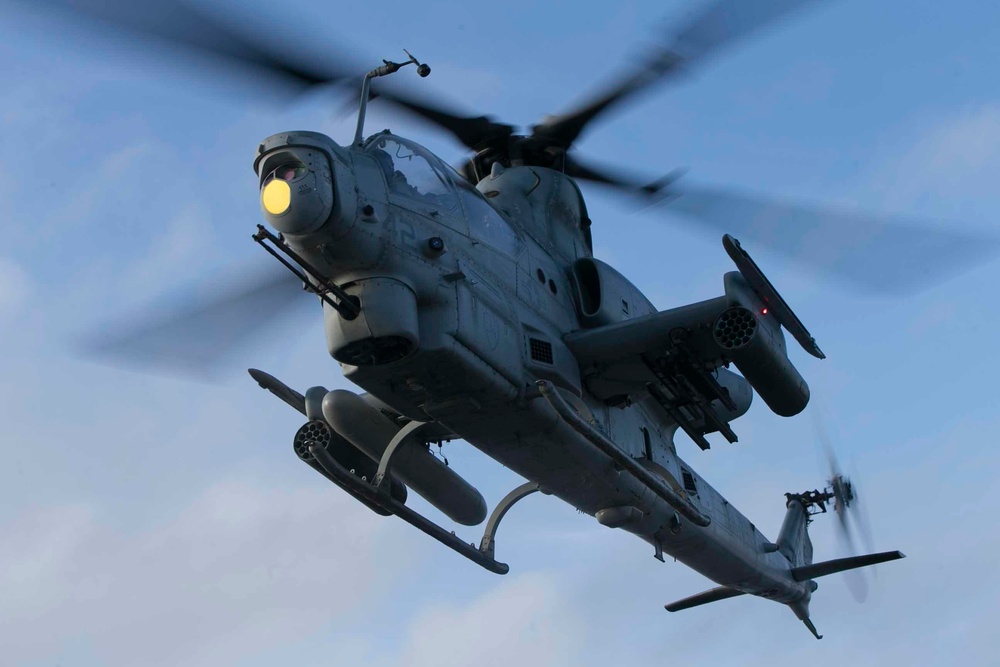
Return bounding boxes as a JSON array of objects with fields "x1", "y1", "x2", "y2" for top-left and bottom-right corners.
[
  {"x1": 0, "y1": 257, "x2": 31, "y2": 319},
  {"x1": 115, "y1": 200, "x2": 216, "y2": 298},
  {"x1": 868, "y1": 103, "x2": 1000, "y2": 217},
  {"x1": 0, "y1": 479, "x2": 403, "y2": 667},
  {"x1": 381, "y1": 572, "x2": 588, "y2": 667}
]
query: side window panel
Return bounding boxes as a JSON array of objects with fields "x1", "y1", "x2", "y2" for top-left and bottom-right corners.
[{"x1": 460, "y1": 184, "x2": 522, "y2": 257}]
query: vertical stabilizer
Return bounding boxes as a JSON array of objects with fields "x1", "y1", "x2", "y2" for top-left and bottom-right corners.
[
  {"x1": 777, "y1": 495, "x2": 812, "y2": 567},
  {"x1": 781, "y1": 492, "x2": 822, "y2": 639}
]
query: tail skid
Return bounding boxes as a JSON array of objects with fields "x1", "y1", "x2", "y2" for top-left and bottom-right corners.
[{"x1": 802, "y1": 617, "x2": 822, "y2": 640}]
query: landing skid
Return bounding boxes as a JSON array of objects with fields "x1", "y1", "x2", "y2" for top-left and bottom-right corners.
[
  {"x1": 298, "y1": 417, "x2": 540, "y2": 575},
  {"x1": 251, "y1": 369, "x2": 542, "y2": 574}
]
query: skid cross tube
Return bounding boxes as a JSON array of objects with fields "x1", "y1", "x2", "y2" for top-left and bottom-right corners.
[
  {"x1": 479, "y1": 482, "x2": 540, "y2": 559},
  {"x1": 373, "y1": 420, "x2": 427, "y2": 491},
  {"x1": 537, "y1": 380, "x2": 711, "y2": 527},
  {"x1": 308, "y1": 443, "x2": 509, "y2": 574},
  {"x1": 372, "y1": 421, "x2": 538, "y2": 563}
]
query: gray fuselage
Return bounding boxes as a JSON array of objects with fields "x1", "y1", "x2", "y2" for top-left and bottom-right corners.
[{"x1": 256, "y1": 129, "x2": 812, "y2": 606}]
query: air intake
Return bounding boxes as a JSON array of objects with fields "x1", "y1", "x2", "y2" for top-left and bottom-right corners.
[{"x1": 529, "y1": 338, "x2": 554, "y2": 364}]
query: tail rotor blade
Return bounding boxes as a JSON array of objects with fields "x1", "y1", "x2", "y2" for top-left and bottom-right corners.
[
  {"x1": 811, "y1": 406, "x2": 875, "y2": 602},
  {"x1": 841, "y1": 567, "x2": 869, "y2": 603},
  {"x1": 849, "y1": 469, "x2": 878, "y2": 556}
]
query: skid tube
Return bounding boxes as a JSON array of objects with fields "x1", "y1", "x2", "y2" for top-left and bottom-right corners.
[{"x1": 303, "y1": 421, "x2": 540, "y2": 575}]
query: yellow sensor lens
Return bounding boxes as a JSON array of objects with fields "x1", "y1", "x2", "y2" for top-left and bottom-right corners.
[{"x1": 262, "y1": 178, "x2": 291, "y2": 215}]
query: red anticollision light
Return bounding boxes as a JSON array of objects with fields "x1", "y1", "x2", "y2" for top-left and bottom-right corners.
[{"x1": 761, "y1": 308, "x2": 768, "y2": 315}]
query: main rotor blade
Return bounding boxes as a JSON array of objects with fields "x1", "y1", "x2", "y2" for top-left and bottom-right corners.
[
  {"x1": 24, "y1": 1, "x2": 509, "y2": 159},
  {"x1": 565, "y1": 153, "x2": 684, "y2": 195},
  {"x1": 83, "y1": 266, "x2": 310, "y2": 378},
  {"x1": 533, "y1": 0, "x2": 822, "y2": 149},
  {"x1": 655, "y1": 186, "x2": 999, "y2": 294},
  {"x1": 370, "y1": 88, "x2": 515, "y2": 152},
  {"x1": 27, "y1": 0, "x2": 361, "y2": 89}
]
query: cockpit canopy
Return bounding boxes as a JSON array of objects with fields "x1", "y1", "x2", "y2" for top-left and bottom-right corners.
[
  {"x1": 364, "y1": 133, "x2": 522, "y2": 257},
  {"x1": 365, "y1": 134, "x2": 464, "y2": 209}
]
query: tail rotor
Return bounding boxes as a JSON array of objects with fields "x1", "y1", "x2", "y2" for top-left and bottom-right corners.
[{"x1": 814, "y1": 412, "x2": 877, "y2": 602}]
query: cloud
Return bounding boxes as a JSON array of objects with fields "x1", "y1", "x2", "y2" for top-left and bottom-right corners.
[
  {"x1": 389, "y1": 572, "x2": 588, "y2": 667},
  {"x1": 0, "y1": 478, "x2": 404, "y2": 667},
  {"x1": 0, "y1": 257, "x2": 31, "y2": 318},
  {"x1": 116, "y1": 200, "x2": 216, "y2": 298},
  {"x1": 869, "y1": 103, "x2": 1000, "y2": 216},
  {"x1": 910, "y1": 104, "x2": 1000, "y2": 176}
]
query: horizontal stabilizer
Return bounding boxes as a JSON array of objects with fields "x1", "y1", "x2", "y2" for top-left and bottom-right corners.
[
  {"x1": 791, "y1": 550, "x2": 905, "y2": 581},
  {"x1": 665, "y1": 586, "x2": 745, "y2": 612}
]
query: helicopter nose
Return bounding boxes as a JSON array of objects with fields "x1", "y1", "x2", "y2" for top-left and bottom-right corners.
[{"x1": 255, "y1": 132, "x2": 355, "y2": 237}]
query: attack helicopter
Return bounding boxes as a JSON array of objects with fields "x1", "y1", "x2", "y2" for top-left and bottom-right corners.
[{"x1": 42, "y1": 0, "x2": 1000, "y2": 639}]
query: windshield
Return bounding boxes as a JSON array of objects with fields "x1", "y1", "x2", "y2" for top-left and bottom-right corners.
[{"x1": 365, "y1": 134, "x2": 462, "y2": 217}]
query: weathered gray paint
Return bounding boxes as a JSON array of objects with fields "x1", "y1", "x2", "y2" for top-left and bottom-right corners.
[{"x1": 252, "y1": 129, "x2": 902, "y2": 637}]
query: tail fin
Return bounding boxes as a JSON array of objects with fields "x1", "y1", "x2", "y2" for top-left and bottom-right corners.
[
  {"x1": 791, "y1": 550, "x2": 905, "y2": 581},
  {"x1": 665, "y1": 586, "x2": 745, "y2": 612}
]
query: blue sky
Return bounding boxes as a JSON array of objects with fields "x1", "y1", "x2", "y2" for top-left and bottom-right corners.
[{"x1": 2, "y1": 0, "x2": 999, "y2": 665}]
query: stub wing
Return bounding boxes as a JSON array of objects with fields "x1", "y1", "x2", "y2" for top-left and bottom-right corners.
[
  {"x1": 565, "y1": 236, "x2": 822, "y2": 449},
  {"x1": 565, "y1": 295, "x2": 751, "y2": 449}
]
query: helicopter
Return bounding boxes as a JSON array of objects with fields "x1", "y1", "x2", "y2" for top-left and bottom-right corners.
[{"x1": 39, "y1": 0, "x2": 1000, "y2": 640}]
